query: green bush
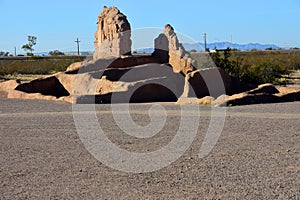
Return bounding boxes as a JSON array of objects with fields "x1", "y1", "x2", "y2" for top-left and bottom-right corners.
[
  {"x1": 49, "y1": 50, "x2": 65, "y2": 56},
  {"x1": 210, "y1": 49, "x2": 291, "y2": 85},
  {"x1": 241, "y1": 63, "x2": 289, "y2": 84},
  {"x1": 210, "y1": 48, "x2": 243, "y2": 78}
]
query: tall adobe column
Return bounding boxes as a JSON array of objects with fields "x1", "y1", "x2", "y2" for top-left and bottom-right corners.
[
  {"x1": 154, "y1": 24, "x2": 197, "y2": 75},
  {"x1": 164, "y1": 24, "x2": 196, "y2": 75},
  {"x1": 94, "y1": 6, "x2": 132, "y2": 60}
]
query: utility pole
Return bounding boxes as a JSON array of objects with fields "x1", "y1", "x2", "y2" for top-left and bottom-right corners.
[
  {"x1": 230, "y1": 35, "x2": 233, "y2": 49},
  {"x1": 204, "y1": 33, "x2": 207, "y2": 52},
  {"x1": 75, "y1": 38, "x2": 80, "y2": 56},
  {"x1": 14, "y1": 47, "x2": 17, "y2": 56}
]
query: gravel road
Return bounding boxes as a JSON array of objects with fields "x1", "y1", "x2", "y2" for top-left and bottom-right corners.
[{"x1": 0, "y1": 98, "x2": 299, "y2": 199}]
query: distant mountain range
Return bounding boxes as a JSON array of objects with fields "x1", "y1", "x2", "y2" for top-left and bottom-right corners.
[
  {"x1": 183, "y1": 42, "x2": 281, "y2": 51},
  {"x1": 134, "y1": 42, "x2": 281, "y2": 53},
  {"x1": 33, "y1": 42, "x2": 281, "y2": 55},
  {"x1": 34, "y1": 51, "x2": 93, "y2": 56}
]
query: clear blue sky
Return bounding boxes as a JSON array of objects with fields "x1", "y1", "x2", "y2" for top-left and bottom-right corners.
[{"x1": 1, "y1": 0, "x2": 299, "y2": 54}]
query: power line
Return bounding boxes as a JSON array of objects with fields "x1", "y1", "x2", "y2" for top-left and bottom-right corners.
[
  {"x1": 75, "y1": 38, "x2": 81, "y2": 56},
  {"x1": 203, "y1": 33, "x2": 208, "y2": 52}
]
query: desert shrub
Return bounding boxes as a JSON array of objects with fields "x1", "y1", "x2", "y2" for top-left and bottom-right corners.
[
  {"x1": 210, "y1": 48, "x2": 291, "y2": 85},
  {"x1": 210, "y1": 48, "x2": 243, "y2": 77},
  {"x1": 49, "y1": 50, "x2": 65, "y2": 56},
  {"x1": 241, "y1": 63, "x2": 289, "y2": 84}
]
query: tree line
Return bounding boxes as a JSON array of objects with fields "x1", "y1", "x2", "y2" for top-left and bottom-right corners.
[{"x1": 0, "y1": 35, "x2": 65, "y2": 57}]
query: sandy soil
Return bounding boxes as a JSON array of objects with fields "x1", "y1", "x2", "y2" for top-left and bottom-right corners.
[{"x1": 0, "y1": 98, "x2": 299, "y2": 199}]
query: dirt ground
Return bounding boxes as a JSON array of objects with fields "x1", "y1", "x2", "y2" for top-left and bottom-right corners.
[{"x1": 0, "y1": 98, "x2": 299, "y2": 199}]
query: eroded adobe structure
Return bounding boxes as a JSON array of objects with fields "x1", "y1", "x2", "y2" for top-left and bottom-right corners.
[
  {"x1": 94, "y1": 6, "x2": 132, "y2": 59},
  {"x1": 153, "y1": 24, "x2": 197, "y2": 75},
  {"x1": 0, "y1": 6, "x2": 299, "y2": 106}
]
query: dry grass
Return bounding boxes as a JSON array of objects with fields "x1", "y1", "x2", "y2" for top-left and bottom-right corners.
[
  {"x1": 0, "y1": 74, "x2": 48, "y2": 82},
  {"x1": 0, "y1": 56, "x2": 85, "y2": 77},
  {"x1": 192, "y1": 49, "x2": 300, "y2": 71},
  {"x1": 192, "y1": 50, "x2": 300, "y2": 85},
  {"x1": 230, "y1": 50, "x2": 300, "y2": 71}
]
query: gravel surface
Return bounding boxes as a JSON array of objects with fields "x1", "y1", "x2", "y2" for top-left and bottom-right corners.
[{"x1": 0, "y1": 98, "x2": 299, "y2": 199}]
